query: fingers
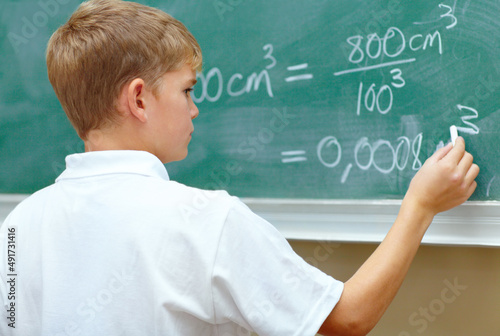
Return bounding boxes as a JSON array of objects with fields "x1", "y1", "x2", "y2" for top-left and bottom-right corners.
[
  {"x1": 456, "y1": 139, "x2": 479, "y2": 200},
  {"x1": 442, "y1": 137, "x2": 479, "y2": 201},
  {"x1": 445, "y1": 137, "x2": 466, "y2": 165},
  {"x1": 465, "y1": 180, "x2": 478, "y2": 199},
  {"x1": 458, "y1": 151, "x2": 474, "y2": 176},
  {"x1": 430, "y1": 142, "x2": 453, "y2": 162},
  {"x1": 453, "y1": 137, "x2": 479, "y2": 185},
  {"x1": 464, "y1": 163, "x2": 480, "y2": 185}
]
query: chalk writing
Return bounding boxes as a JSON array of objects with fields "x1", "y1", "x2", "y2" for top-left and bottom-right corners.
[
  {"x1": 189, "y1": 3, "x2": 486, "y2": 192},
  {"x1": 315, "y1": 133, "x2": 423, "y2": 183},
  {"x1": 193, "y1": 44, "x2": 275, "y2": 103},
  {"x1": 456, "y1": 105, "x2": 480, "y2": 135}
]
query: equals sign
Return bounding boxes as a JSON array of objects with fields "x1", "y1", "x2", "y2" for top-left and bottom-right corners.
[
  {"x1": 285, "y1": 63, "x2": 313, "y2": 82},
  {"x1": 281, "y1": 150, "x2": 307, "y2": 163}
]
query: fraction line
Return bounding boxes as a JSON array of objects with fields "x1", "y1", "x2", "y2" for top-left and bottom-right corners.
[{"x1": 333, "y1": 58, "x2": 417, "y2": 76}]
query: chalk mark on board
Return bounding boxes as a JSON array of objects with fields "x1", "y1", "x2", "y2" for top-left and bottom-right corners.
[
  {"x1": 282, "y1": 150, "x2": 307, "y2": 163},
  {"x1": 287, "y1": 63, "x2": 308, "y2": 71},
  {"x1": 285, "y1": 63, "x2": 314, "y2": 82},
  {"x1": 487, "y1": 176, "x2": 496, "y2": 197},
  {"x1": 462, "y1": 0, "x2": 471, "y2": 14},
  {"x1": 333, "y1": 58, "x2": 416, "y2": 76},
  {"x1": 414, "y1": 0, "x2": 458, "y2": 29},
  {"x1": 341, "y1": 163, "x2": 353, "y2": 184},
  {"x1": 413, "y1": 18, "x2": 441, "y2": 26}
]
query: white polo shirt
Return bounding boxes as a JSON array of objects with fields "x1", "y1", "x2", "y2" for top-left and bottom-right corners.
[{"x1": 0, "y1": 150, "x2": 343, "y2": 336}]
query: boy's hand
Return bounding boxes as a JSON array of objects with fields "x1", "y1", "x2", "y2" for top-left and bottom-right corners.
[
  {"x1": 320, "y1": 137, "x2": 479, "y2": 336},
  {"x1": 405, "y1": 137, "x2": 479, "y2": 216}
]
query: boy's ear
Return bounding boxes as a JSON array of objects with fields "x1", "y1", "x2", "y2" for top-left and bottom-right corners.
[{"x1": 126, "y1": 78, "x2": 148, "y2": 122}]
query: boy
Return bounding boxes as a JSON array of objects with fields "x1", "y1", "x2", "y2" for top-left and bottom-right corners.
[{"x1": 0, "y1": 0, "x2": 479, "y2": 335}]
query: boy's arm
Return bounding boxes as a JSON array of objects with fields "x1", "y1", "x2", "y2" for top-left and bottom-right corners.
[{"x1": 318, "y1": 137, "x2": 479, "y2": 336}]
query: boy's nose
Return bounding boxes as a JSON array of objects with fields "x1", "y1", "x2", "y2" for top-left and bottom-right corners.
[{"x1": 191, "y1": 102, "x2": 199, "y2": 120}]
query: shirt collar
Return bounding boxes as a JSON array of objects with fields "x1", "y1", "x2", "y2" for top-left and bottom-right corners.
[{"x1": 56, "y1": 150, "x2": 170, "y2": 182}]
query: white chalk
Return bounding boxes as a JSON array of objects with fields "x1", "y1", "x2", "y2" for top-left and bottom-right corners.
[{"x1": 450, "y1": 125, "x2": 458, "y2": 146}]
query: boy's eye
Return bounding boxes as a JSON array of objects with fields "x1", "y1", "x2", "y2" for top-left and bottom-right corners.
[{"x1": 184, "y1": 88, "x2": 194, "y2": 95}]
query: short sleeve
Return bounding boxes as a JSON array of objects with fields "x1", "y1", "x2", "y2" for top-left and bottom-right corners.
[{"x1": 211, "y1": 198, "x2": 344, "y2": 336}]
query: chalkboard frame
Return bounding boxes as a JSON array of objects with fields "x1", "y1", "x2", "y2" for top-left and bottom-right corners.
[
  {"x1": 1, "y1": 195, "x2": 499, "y2": 247},
  {"x1": 244, "y1": 199, "x2": 500, "y2": 247}
]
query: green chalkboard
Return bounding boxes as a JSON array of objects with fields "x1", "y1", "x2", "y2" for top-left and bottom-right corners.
[{"x1": 1, "y1": 0, "x2": 499, "y2": 200}]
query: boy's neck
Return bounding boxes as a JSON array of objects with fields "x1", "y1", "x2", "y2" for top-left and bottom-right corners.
[{"x1": 84, "y1": 125, "x2": 150, "y2": 154}]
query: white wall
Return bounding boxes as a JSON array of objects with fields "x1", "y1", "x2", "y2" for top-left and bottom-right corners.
[{"x1": 289, "y1": 240, "x2": 500, "y2": 336}]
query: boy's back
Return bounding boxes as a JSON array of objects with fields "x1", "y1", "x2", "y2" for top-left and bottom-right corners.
[{"x1": 0, "y1": 150, "x2": 342, "y2": 335}]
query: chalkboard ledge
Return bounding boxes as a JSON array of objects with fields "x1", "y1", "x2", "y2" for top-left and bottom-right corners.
[
  {"x1": 243, "y1": 198, "x2": 500, "y2": 247},
  {"x1": 0, "y1": 195, "x2": 499, "y2": 247}
]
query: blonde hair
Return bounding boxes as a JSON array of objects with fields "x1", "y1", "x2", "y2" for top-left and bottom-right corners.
[{"x1": 46, "y1": 0, "x2": 202, "y2": 139}]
